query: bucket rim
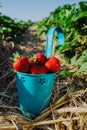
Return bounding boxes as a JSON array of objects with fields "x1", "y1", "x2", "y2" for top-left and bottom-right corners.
[{"x1": 14, "y1": 70, "x2": 58, "y2": 77}]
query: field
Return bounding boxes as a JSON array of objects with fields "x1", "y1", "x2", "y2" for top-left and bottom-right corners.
[{"x1": 0, "y1": 1, "x2": 87, "y2": 130}]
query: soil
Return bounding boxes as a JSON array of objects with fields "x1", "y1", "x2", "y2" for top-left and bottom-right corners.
[{"x1": 13, "y1": 24, "x2": 46, "y2": 56}]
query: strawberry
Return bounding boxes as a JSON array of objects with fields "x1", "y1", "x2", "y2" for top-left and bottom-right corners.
[
  {"x1": 28, "y1": 59, "x2": 35, "y2": 67},
  {"x1": 30, "y1": 65, "x2": 47, "y2": 74},
  {"x1": 28, "y1": 59, "x2": 39, "y2": 67},
  {"x1": 45, "y1": 56, "x2": 60, "y2": 72},
  {"x1": 13, "y1": 56, "x2": 29, "y2": 73},
  {"x1": 36, "y1": 52, "x2": 47, "y2": 64}
]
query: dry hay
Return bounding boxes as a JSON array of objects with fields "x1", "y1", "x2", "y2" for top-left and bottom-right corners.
[
  {"x1": 0, "y1": 87, "x2": 87, "y2": 130},
  {"x1": 0, "y1": 44, "x2": 87, "y2": 130}
]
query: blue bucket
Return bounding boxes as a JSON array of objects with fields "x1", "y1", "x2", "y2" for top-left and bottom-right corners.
[
  {"x1": 16, "y1": 72, "x2": 56, "y2": 117},
  {"x1": 15, "y1": 26, "x2": 64, "y2": 118}
]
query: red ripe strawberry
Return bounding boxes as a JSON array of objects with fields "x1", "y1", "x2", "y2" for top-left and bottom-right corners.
[
  {"x1": 45, "y1": 56, "x2": 60, "y2": 72},
  {"x1": 13, "y1": 56, "x2": 29, "y2": 73},
  {"x1": 28, "y1": 59, "x2": 39, "y2": 67},
  {"x1": 34, "y1": 60, "x2": 39, "y2": 66},
  {"x1": 30, "y1": 65, "x2": 47, "y2": 74},
  {"x1": 28, "y1": 59, "x2": 35, "y2": 67},
  {"x1": 36, "y1": 52, "x2": 47, "y2": 64}
]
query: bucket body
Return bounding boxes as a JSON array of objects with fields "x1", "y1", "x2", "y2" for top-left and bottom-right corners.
[{"x1": 16, "y1": 71, "x2": 56, "y2": 117}]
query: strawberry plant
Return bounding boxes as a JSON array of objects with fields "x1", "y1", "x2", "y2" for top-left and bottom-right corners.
[{"x1": 0, "y1": 13, "x2": 32, "y2": 42}]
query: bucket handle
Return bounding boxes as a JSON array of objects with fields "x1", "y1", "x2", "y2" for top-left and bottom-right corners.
[{"x1": 45, "y1": 26, "x2": 64, "y2": 58}]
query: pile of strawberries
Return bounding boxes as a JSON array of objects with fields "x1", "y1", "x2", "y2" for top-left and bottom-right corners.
[{"x1": 13, "y1": 52, "x2": 60, "y2": 74}]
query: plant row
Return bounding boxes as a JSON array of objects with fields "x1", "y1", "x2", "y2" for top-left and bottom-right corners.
[{"x1": 0, "y1": 13, "x2": 32, "y2": 42}]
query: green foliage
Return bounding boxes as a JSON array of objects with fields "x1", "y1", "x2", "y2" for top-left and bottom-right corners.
[
  {"x1": 75, "y1": 50, "x2": 87, "y2": 66},
  {"x1": 74, "y1": 50, "x2": 87, "y2": 73},
  {"x1": 37, "y1": 1, "x2": 87, "y2": 36},
  {"x1": 9, "y1": 52, "x2": 21, "y2": 62},
  {"x1": 37, "y1": 1, "x2": 87, "y2": 75},
  {"x1": 0, "y1": 13, "x2": 32, "y2": 42},
  {"x1": 60, "y1": 70, "x2": 75, "y2": 77},
  {"x1": 60, "y1": 49, "x2": 87, "y2": 76}
]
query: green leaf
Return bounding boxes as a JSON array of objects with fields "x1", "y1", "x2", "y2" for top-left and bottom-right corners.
[
  {"x1": 73, "y1": 11, "x2": 87, "y2": 22},
  {"x1": 75, "y1": 50, "x2": 87, "y2": 66},
  {"x1": 9, "y1": 52, "x2": 20, "y2": 61},
  {"x1": 79, "y1": 1, "x2": 87, "y2": 11},
  {"x1": 70, "y1": 53, "x2": 77, "y2": 65},
  {"x1": 2, "y1": 27, "x2": 12, "y2": 33},
  {"x1": 76, "y1": 62, "x2": 87, "y2": 73},
  {"x1": 7, "y1": 28, "x2": 12, "y2": 33},
  {"x1": 60, "y1": 70, "x2": 74, "y2": 76},
  {"x1": 58, "y1": 38, "x2": 78, "y2": 53}
]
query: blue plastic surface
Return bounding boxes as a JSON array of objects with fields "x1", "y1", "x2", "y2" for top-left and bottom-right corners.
[{"x1": 15, "y1": 26, "x2": 65, "y2": 118}]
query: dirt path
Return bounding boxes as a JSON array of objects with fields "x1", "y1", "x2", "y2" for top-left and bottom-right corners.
[{"x1": 14, "y1": 24, "x2": 46, "y2": 56}]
